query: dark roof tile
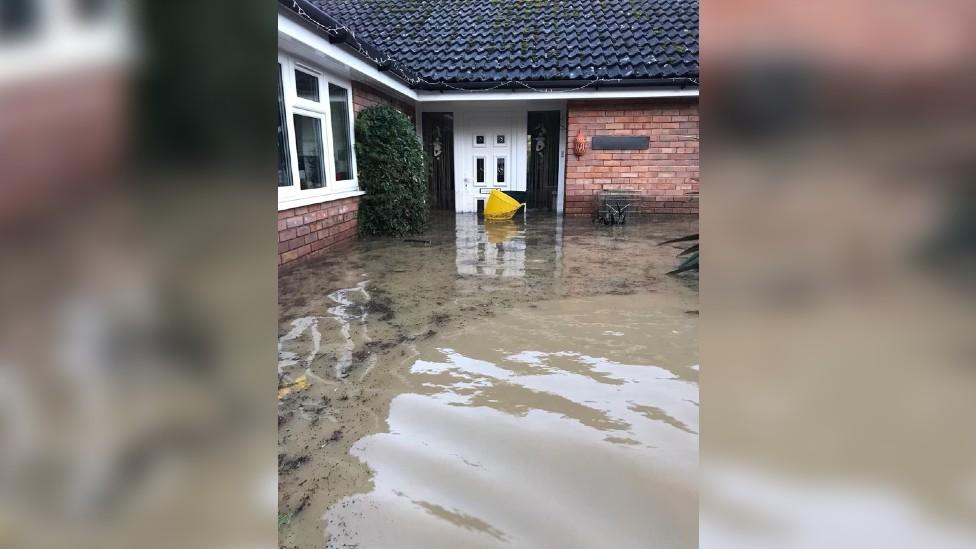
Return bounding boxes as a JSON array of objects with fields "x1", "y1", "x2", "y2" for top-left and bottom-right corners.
[{"x1": 298, "y1": 0, "x2": 698, "y2": 87}]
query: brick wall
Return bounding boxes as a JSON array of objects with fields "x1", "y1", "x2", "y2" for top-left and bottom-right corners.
[
  {"x1": 278, "y1": 196, "x2": 359, "y2": 268},
  {"x1": 564, "y1": 99, "x2": 699, "y2": 216},
  {"x1": 352, "y1": 81, "x2": 416, "y2": 123}
]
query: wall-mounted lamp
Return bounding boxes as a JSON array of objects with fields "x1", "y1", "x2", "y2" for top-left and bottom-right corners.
[{"x1": 573, "y1": 128, "x2": 586, "y2": 158}]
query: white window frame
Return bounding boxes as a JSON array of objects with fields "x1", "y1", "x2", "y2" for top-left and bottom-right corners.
[
  {"x1": 325, "y1": 81, "x2": 356, "y2": 185},
  {"x1": 290, "y1": 108, "x2": 328, "y2": 189},
  {"x1": 278, "y1": 52, "x2": 360, "y2": 211}
]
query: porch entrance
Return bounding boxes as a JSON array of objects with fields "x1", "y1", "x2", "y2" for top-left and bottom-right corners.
[
  {"x1": 527, "y1": 110, "x2": 560, "y2": 211},
  {"x1": 420, "y1": 103, "x2": 566, "y2": 215},
  {"x1": 421, "y1": 112, "x2": 455, "y2": 210}
]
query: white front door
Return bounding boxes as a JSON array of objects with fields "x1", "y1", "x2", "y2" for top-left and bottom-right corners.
[{"x1": 458, "y1": 115, "x2": 514, "y2": 212}]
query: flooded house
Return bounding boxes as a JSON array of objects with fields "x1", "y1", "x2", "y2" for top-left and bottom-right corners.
[
  {"x1": 277, "y1": 0, "x2": 699, "y2": 268},
  {"x1": 277, "y1": 3, "x2": 700, "y2": 548}
]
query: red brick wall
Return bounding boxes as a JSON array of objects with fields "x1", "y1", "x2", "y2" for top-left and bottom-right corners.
[
  {"x1": 564, "y1": 99, "x2": 699, "y2": 216},
  {"x1": 352, "y1": 81, "x2": 416, "y2": 123},
  {"x1": 278, "y1": 196, "x2": 359, "y2": 268}
]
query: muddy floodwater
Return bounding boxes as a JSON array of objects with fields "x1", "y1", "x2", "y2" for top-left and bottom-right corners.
[{"x1": 278, "y1": 213, "x2": 699, "y2": 548}]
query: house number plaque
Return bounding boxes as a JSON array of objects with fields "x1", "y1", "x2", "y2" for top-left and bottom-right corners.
[{"x1": 591, "y1": 136, "x2": 650, "y2": 150}]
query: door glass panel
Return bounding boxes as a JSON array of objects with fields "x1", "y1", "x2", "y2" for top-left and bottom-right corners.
[
  {"x1": 476, "y1": 157, "x2": 485, "y2": 183},
  {"x1": 295, "y1": 69, "x2": 320, "y2": 101},
  {"x1": 293, "y1": 114, "x2": 325, "y2": 189},
  {"x1": 496, "y1": 157, "x2": 505, "y2": 183},
  {"x1": 328, "y1": 83, "x2": 353, "y2": 181}
]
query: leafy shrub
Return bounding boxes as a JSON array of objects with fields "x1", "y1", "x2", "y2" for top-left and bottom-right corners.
[{"x1": 355, "y1": 105, "x2": 429, "y2": 236}]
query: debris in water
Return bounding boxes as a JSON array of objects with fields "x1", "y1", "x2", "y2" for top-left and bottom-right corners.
[
  {"x1": 279, "y1": 454, "x2": 309, "y2": 473},
  {"x1": 278, "y1": 411, "x2": 293, "y2": 427},
  {"x1": 293, "y1": 493, "x2": 311, "y2": 514},
  {"x1": 277, "y1": 374, "x2": 309, "y2": 399},
  {"x1": 430, "y1": 312, "x2": 450, "y2": 325}
]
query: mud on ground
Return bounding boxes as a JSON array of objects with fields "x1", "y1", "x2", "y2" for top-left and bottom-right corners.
[{"x1": 277, "y1": 213, "x2": 698, "y2": 548}]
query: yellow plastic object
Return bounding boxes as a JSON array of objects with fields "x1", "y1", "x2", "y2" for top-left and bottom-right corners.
[
  {"x1": 483, "y1": 189, "x2": 526, "y2": 220},
  {"x1": 277, "y1": 374, "x2": 308, "y2": 399}
]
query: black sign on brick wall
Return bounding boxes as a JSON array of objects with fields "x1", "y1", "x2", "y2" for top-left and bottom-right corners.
[{"x1": 591, "y1": 136, "x2": 650, "y2": 150}]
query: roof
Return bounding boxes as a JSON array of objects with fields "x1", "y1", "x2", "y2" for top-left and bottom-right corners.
[{"x1": 284, "y1": 0, "x2": 698, "y2": 90}]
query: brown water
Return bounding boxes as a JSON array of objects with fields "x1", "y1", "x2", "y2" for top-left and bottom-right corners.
[{"x1": 277, "y1": 213, "x2": 698, "y2": 548}]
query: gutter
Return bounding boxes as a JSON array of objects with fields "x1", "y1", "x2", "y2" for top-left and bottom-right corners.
[
  {"x1": 416, "y1": 87, "x2": 698, "y2": 102},
  {"x1": 281, "y1": 0, "x2": 419, "y2": 86},
  {"x1": 414, "y1": 77, "x2": 699, "y2": 92}
]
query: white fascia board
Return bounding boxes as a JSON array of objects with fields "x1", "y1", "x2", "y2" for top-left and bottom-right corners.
[
  {"x1": 416, "y1": 87, "x2": 698, "y2": 102},
  {"x1": 277, "y1": 11, "x2": 418, "y2": 102}
]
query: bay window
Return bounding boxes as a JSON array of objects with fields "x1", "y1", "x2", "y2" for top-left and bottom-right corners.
[{"x1": 277, "y1": 53, "x2": 359, "y2": 210}]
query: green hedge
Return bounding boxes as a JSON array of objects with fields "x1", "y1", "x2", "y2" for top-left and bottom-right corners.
[{"x1": 355, "y1": 105, "x2": 429, "y2": 236}]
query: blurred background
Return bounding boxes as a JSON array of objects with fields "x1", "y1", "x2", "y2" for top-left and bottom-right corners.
[
  {"x1": 702, "y1": 0, "x2": 976, "y2": 547},
  {"x1": 2, "y1": 0, "x2": 975, "y2": 548},
  {"x1": 0, "y1": 1, "x2": 275, "y2": 548}
]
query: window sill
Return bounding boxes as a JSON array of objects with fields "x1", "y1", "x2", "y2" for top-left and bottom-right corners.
[{"x1": 278, "y1": 189, "x2": 365, "y2": 211}]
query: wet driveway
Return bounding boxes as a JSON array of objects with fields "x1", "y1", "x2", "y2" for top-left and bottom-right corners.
[{"x1": 278, "y1": 213, "x2": 698, "y2": 548}]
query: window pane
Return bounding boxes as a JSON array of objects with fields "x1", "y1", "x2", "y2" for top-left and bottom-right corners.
[
  {"x1": 476, "y1": 158, "x2": 485, "y2": 183},
  {"x1": 328, "y1": 84, "x2": 353, "y2": 181},
  {"x1": 293, "y1": 114, "x2": 325, "y2": 189},
  {"x1": 295, "y1": 70, "x2": 319, "y2": 101},
  {"x1": 496, "y1": 157, "x2": 505, "y2": 183},
  {"x1": 277, "y1": 65, "x2": 292, "y2": 187}
]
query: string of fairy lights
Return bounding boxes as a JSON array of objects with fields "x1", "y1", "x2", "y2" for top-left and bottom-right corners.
[{"x1": 289, "y1": 1, "x2": 697, "y2": 93}]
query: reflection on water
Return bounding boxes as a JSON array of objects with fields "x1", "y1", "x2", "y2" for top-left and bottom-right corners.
[
  {"x1": 277, "y1": 213, "x2": 699, "y2": 548},
  {"x1": 324, "y1": 295, "x2": 699, "y2": 548},
  {"x1": 326, "y1": 282, "x2": 373, "y2": 378},
  {"x1": 455, "y1": 215, "x2": 526, "y2": 277},
  {"x1": 278, "y1": 281, "x2": 373, "y2": 387}
]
